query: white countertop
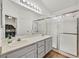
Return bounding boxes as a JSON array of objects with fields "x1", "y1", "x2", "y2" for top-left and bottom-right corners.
[{"x1": 1, "y1": 34, "x2": 52, "y2": 55}]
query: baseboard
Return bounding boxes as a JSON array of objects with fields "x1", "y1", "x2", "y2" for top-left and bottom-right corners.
[{"x1": 53, "y1": 48, "x2": 77, "y2": 58}]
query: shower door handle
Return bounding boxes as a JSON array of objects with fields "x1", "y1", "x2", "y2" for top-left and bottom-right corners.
[{"x1": 61, "y1": 33, "x2": 78, "y2": 35}]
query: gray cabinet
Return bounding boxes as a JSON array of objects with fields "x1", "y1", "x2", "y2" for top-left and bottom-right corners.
[
  {"x1": 37, "y1": 38, "x2": 52, "y2": 58},
  {"x1": 1, "y1": 37, "x2": 52, "y2": 58},
  {"x1": 1, "y1": 44, "x2": 37, "y2": 58}
]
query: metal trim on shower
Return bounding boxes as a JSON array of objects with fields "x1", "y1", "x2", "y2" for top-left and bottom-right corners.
[{"x1": 1, "y1": 0, "x2": 3, "y2": 28}]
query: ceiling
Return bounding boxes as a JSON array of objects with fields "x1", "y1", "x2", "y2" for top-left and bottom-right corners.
[{"x1": 41, "y1": 0, "x2": 78, "y2": 13}]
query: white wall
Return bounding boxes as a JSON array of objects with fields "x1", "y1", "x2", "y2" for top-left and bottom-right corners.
[
  {"x1": 52, "y1": 4, "x2": 79, "y2": 17},
  {"x1": 2, "y1": 0, "x2": 44, "y2": 38},
  {"x1": 5, "y1": 16, "x2": 16, "y2": 28}
]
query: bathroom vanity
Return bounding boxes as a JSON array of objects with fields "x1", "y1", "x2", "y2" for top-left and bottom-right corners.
[{"x1": 0, "y1": 35, "x2": 52, "y2": 58}]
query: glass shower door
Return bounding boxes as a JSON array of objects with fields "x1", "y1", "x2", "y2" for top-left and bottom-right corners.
[
  {"x1": 59, "y1": 14, "x2": 77, "y2": 56},
  {"x1": 0, "y1": 0, "x2": 2, "y2": 54}
]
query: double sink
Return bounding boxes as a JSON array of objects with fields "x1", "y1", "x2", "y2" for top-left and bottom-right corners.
[{"x1": 5, "y1": 34, "x2": 44, "y2": 48}]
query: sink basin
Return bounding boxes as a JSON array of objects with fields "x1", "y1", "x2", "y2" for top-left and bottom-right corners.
[{"x1": 8, "y1": 38, "x2": 30, "y2": 48}]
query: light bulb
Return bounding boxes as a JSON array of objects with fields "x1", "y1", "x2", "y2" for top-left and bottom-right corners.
[
  {"x1": 65, "y1": 14, "x2": 71, "y2": 16},
  {"x1": 8, "y1": 16, "x2": 12, "y2": 19},
  {"x1": 31, "y1": 3, "x2": 34, "y2": 6},
  {"x1": 36, "y1": 6, "x2": 39, "y2": 10},
  {"x1": 27, "y1": 1, "x2": 30, "y2": 4},
  {"x1": 58, "y1": 16, "x2": 62, "y2": 19},
  {"x1": 39, "y1": 9, "x2": 41, "y2": 12},
  {"x1": 58, "y1": 19, "x2": 61, "y2": 22},
  {"x1": 53, "y1": 17, "x2": 58, "y2": 19},
  {"x1": 23, "y1": 0, "x2": 26, "y2": 2},
  {"x1": 38, "y1": 8, "x2": 41, "y2": 12},
  {"x1": 33, "y1": 4, "x2": 37, "y2": 8}
]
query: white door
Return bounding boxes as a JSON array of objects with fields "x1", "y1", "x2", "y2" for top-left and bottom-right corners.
[{"x1": 59, "y1": 14, "x2": 77, "y2": 56}]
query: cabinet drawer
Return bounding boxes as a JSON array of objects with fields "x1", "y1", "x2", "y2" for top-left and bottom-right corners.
[
  {"x1": 38, "y1": 40, "x2": 44, "y2": 47},
  {"x1": 38, "y1": 46, "x2": 44, "y2": 54},
  {"x1": 21, "y1": 50, "x2": 37, "y2": 58},
  {"x1": 6, "y1": 44, "x2": 36, "y2": 58}
]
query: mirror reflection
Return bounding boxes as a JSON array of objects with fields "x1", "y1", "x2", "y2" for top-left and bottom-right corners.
[{"x1": 5, "y1": 15, "x2": 17, "y2": 39}]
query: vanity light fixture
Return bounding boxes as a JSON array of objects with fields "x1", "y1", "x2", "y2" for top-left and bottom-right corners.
[
  {"x1": 53, "y1": 15, "x2": 63, "y2": 20},
  {"x1": 20, "y1": 0, "x2": 42, "y2": 14}
]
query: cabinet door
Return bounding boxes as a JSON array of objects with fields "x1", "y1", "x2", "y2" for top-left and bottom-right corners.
[
  {"x1": 38, "y1": 40, "x2": 44, "y2": 47},
  {"x1": 52, "y1": 35, "x2": 58, "y2": 48},
  {"x1": 37, "y1": 46, "x2": 45, "y2": 58},
  {"x1": 38, "y1": 46, "x2": 44, "y2": 54},
  {"x1": 21, "y1": 50, "x2": 37, "y2": 58},
  {"x1": 37, "y1": 40, "x2": 45, "y2": 58},
  {"x1": 60, "y1": 34, "x2": 77, "y2": 56},
  {"x1": 45, "y1": 38, "x2": 52, "y2": 54},
  {"x1": 38, "y1": 51, "x2": 45, "y2": 58}
]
